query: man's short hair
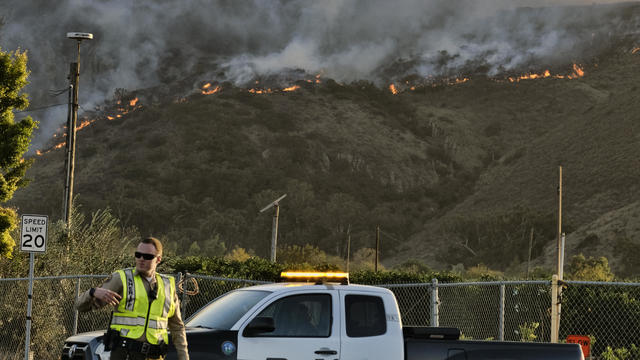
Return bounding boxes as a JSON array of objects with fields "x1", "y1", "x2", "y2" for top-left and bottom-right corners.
[{"x1": 141, "y1": 237, "x2": 163, "y2": 257}]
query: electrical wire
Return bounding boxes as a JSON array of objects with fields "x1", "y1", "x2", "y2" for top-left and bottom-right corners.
[
  {"x1": 13, "y1": 103, "x2": 67, "y2": 113},
  {"x1": 48, "y1": 86, "x2": 70, "y2": 97}
]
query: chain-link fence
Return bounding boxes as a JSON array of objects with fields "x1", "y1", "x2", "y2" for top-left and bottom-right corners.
[
  {"x1": 1, "y1": 275, "x2": 639, "y2": 359},
  {"x1": 382, "y1": 279, "x2": 640, "y2": 357}
]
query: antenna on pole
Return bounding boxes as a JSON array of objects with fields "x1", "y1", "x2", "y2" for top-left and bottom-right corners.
[{"x1": 260, "y1": 194, "x2": 287, "y2": 262}]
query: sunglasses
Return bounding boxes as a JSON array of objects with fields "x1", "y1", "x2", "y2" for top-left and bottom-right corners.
[{"x1": 134, "y1": 252, "x2": 157, "y2": 260}]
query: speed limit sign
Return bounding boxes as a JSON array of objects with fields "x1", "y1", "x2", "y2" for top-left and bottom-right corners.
[{"x1": 20, "y1": 214, "x2": 48, "y2": 253}]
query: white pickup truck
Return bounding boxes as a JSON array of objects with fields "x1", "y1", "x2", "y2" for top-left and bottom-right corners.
[{"x1": 62, "y1": 272, "x2": 584, "y2": 360}]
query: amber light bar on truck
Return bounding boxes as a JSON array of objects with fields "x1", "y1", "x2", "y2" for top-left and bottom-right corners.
[{"x1": 280, "y1": 271, "x2": 349, "y2": 285}]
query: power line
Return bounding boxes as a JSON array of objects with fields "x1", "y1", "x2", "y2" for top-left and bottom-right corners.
[
  {"x1": 49, "y1": 87, "x2": 70, "y2": 97},
  {"x1": 379, "y1": 229, "x2": 402, "y2": 244},
  {"x1": 13, "y1": 103, "x2": 67, "y2": 113}
]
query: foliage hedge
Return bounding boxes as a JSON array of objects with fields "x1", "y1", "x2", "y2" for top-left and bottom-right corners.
[{"x1": 162, "y1": 255, "x2": 464, "y2": 284}]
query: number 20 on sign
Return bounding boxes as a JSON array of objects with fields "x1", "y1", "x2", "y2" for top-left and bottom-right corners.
[{"x1": 20, "y1": 214, "x2": 48, "y2": 253}]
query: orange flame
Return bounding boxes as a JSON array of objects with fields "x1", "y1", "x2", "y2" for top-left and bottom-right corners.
[
  {"x1": 507, "y1": 65, "x2": 583, "y2": 83},
  {"x1": 76, "y1": 120, "x2": 92, "y2": 131},
  {"x1": 37, "y1": 93, "x2": 144, "y2": 155},
  {"x1": 37, "y1": 141, "x2": 67, "y2": 155},
  {"x1": 202, "y1": 85, "x2": 221, "y2": 95},
  {"x1": 249, "y1": 88, "x2": 273, "y2": 94},
  {"x1": 567, "y1": 63, "x2": 585, "y2": 79},
  {"x1": 389, "y1": 84, "x2": 398, "y2": 95},
  {"x1": 508, "y1": 70, "x2": 551, "y2": 83},
  {"x1": 283, "y1": 85, "x2": 300, "y2": 92}
]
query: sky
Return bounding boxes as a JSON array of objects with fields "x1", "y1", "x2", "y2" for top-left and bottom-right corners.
[{"x1": 1, "y1": 0, "x2": 638, "y2": 145}]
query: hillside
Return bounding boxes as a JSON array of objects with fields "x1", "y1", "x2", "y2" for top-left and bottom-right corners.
[
  {"x1": 9, "y1": 44, "x2": 640, "y2": 275},
  {"x1": 405, "y1": 50, "x2": 640, "y2": 274}
]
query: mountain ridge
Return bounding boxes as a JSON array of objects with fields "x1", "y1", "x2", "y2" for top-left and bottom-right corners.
[{"x1": 9, "y1": 48, "x2": 640, "y2": 276}]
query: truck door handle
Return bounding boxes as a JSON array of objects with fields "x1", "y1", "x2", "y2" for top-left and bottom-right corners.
[{"x1": 314, "y1": 349, "x2": 338, "y2": 355}]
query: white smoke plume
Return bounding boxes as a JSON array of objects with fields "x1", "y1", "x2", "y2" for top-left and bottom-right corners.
[{"x1": 0, "y1": 0, "x2": 638, "y2": 145}]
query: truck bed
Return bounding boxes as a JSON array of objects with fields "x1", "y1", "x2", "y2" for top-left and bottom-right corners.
[{"x1": 403, "y1": 327, "x2": 584, "y2": 360}]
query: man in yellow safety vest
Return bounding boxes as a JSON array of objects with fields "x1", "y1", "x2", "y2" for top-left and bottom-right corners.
[{"x1": 76, "y1": 237, "x2": 189, "y2": 360}]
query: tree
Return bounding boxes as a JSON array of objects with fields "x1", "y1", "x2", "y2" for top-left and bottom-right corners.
[
  {"x1": 567, "y1": 254, "x2": 614, "y2": 281},
  {"x1": 0, "y1": 48, "x2": 37, "y2": 258},
  {"x1": 225, "y1": 246, "x2": 252, "y2": 262}
]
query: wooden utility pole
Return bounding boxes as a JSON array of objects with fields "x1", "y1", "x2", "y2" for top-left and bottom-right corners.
[
  {"x1": 270, "y1": 204, "x2": 280, "y2": 262},
  {"x1": 259, "y1": 194, "x2": 287, "y2": 263},
  {"x1": 346, "y1": 224, "x2": 351, "y2": 272},
  {"x1": 375, "y1": 225, "x2": 380, "y2": 272},
  {"x1": 551, "y1": 166, "x2": 564, "y2": 343},
  {"x1": 63, "y1": 61, "x2": 79, "y2": 228},
  {"x1": 526, "y1": 227, "x2": 534, "y2": 279},
  {"x1": 63, "y1": 33, "x2": 93, "y2": 230},
  {"x1": 557, "y1": 166, "x2": 563, "y2": 279}
]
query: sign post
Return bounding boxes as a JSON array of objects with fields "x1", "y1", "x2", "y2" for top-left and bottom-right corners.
[{"x1": 20, "y1": 214, "x2": 48, "y2": 360}]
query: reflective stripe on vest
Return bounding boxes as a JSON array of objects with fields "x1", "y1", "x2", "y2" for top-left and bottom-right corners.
[
  {"x1": 161, "y1": 275, "x2": 172, "y2": 318},
  {"x1": 124, "y1": 269, "x2": 135, "y2": 312},
  {"x1": 112, "y1": 316, "x2": 146, "y2": 326},
  {"x1": 110, "y1": 269, "x2": 176, "y2": 345},
  {"x1": 148, "y1": 319, "x2": 169, "y2": 330}
]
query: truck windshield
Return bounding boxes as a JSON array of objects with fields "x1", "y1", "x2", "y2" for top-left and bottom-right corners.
[{"x1": 186, "y1": 290, "x2": 271, "y2": 330}]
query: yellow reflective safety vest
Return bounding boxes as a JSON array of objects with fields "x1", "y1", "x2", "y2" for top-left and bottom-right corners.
[{"x1": 110, "y1": 269, "x2": 176, "y2": 345}]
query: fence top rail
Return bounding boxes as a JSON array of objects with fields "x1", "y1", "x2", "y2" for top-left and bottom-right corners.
[
  {"x1": 186, "y1": 274, "x2": 272, "y2": 284},
  {"x1": 564, "y1": 280, "x2": 640, "y2": 286},
  {"x1": 378, "y1": 280, "x2": 550, "y2": 288},
  {"x1": 2, "y1": 274, "x2": 636, "y2": 287},
  {"x1": 0, "y1": 274, "x2": 110, "y2": 282}
]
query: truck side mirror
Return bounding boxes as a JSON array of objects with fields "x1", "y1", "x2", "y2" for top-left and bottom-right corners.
[{"x1": 243, "y1": 316, "x2": 275, "y2": 336}]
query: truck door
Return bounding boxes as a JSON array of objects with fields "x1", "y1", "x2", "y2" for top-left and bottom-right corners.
[
  {"x1": 339, "y1": 290, "x2": 403, "y2": 360},
  {"x1": 237, "y1": 290, "x2": 340, "y2": 360}
]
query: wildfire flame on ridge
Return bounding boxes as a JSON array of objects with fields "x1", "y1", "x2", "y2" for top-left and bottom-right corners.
[
  {"x1": 200, "y1": 74, "x2": 322, "y2": 96},
  {"x1": 201, "y1": 83, "x2": 221, "y2": 95},
  {"x1": 388, "y1": 63, "x2": 585, "y2": 94},
  {"x1": 37, "y1": 97, "x2": 142, "y2": 156},
  {"x1": 37, "y1": 62, "x2": 590, "y2": 156},
  {"x1": 283, "y1": 85, "x2": 300, "y2": 92}
]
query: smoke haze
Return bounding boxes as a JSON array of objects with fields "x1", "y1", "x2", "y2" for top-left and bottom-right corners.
[{"x1": 1, "y1": 0, "x2": 639, "y2": 145}]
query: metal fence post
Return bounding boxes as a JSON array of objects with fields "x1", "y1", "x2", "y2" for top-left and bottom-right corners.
[
  {"x1": 431, "y1": 278, "x2": 439, "y2": 327},
  {"x1": 181, "y1": 272, "x2": 188, "y2": 317},
  {"x1": 72, "y1": 276, "x2": 81, "y2": 335},
  {"x1": 551, "y1": 275, "x2": 559, "y2": 343},
  {"x1": 499, "y1": 282, "x2": 505, "y2": 341}
]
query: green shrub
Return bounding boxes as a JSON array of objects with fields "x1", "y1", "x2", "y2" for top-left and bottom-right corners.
[
  {"x1": 600, "y1": 344, "x2": 640, "y2": 360},
  {"x1": 517, "y1": 322, "x2": 539, "y2": 342}
]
